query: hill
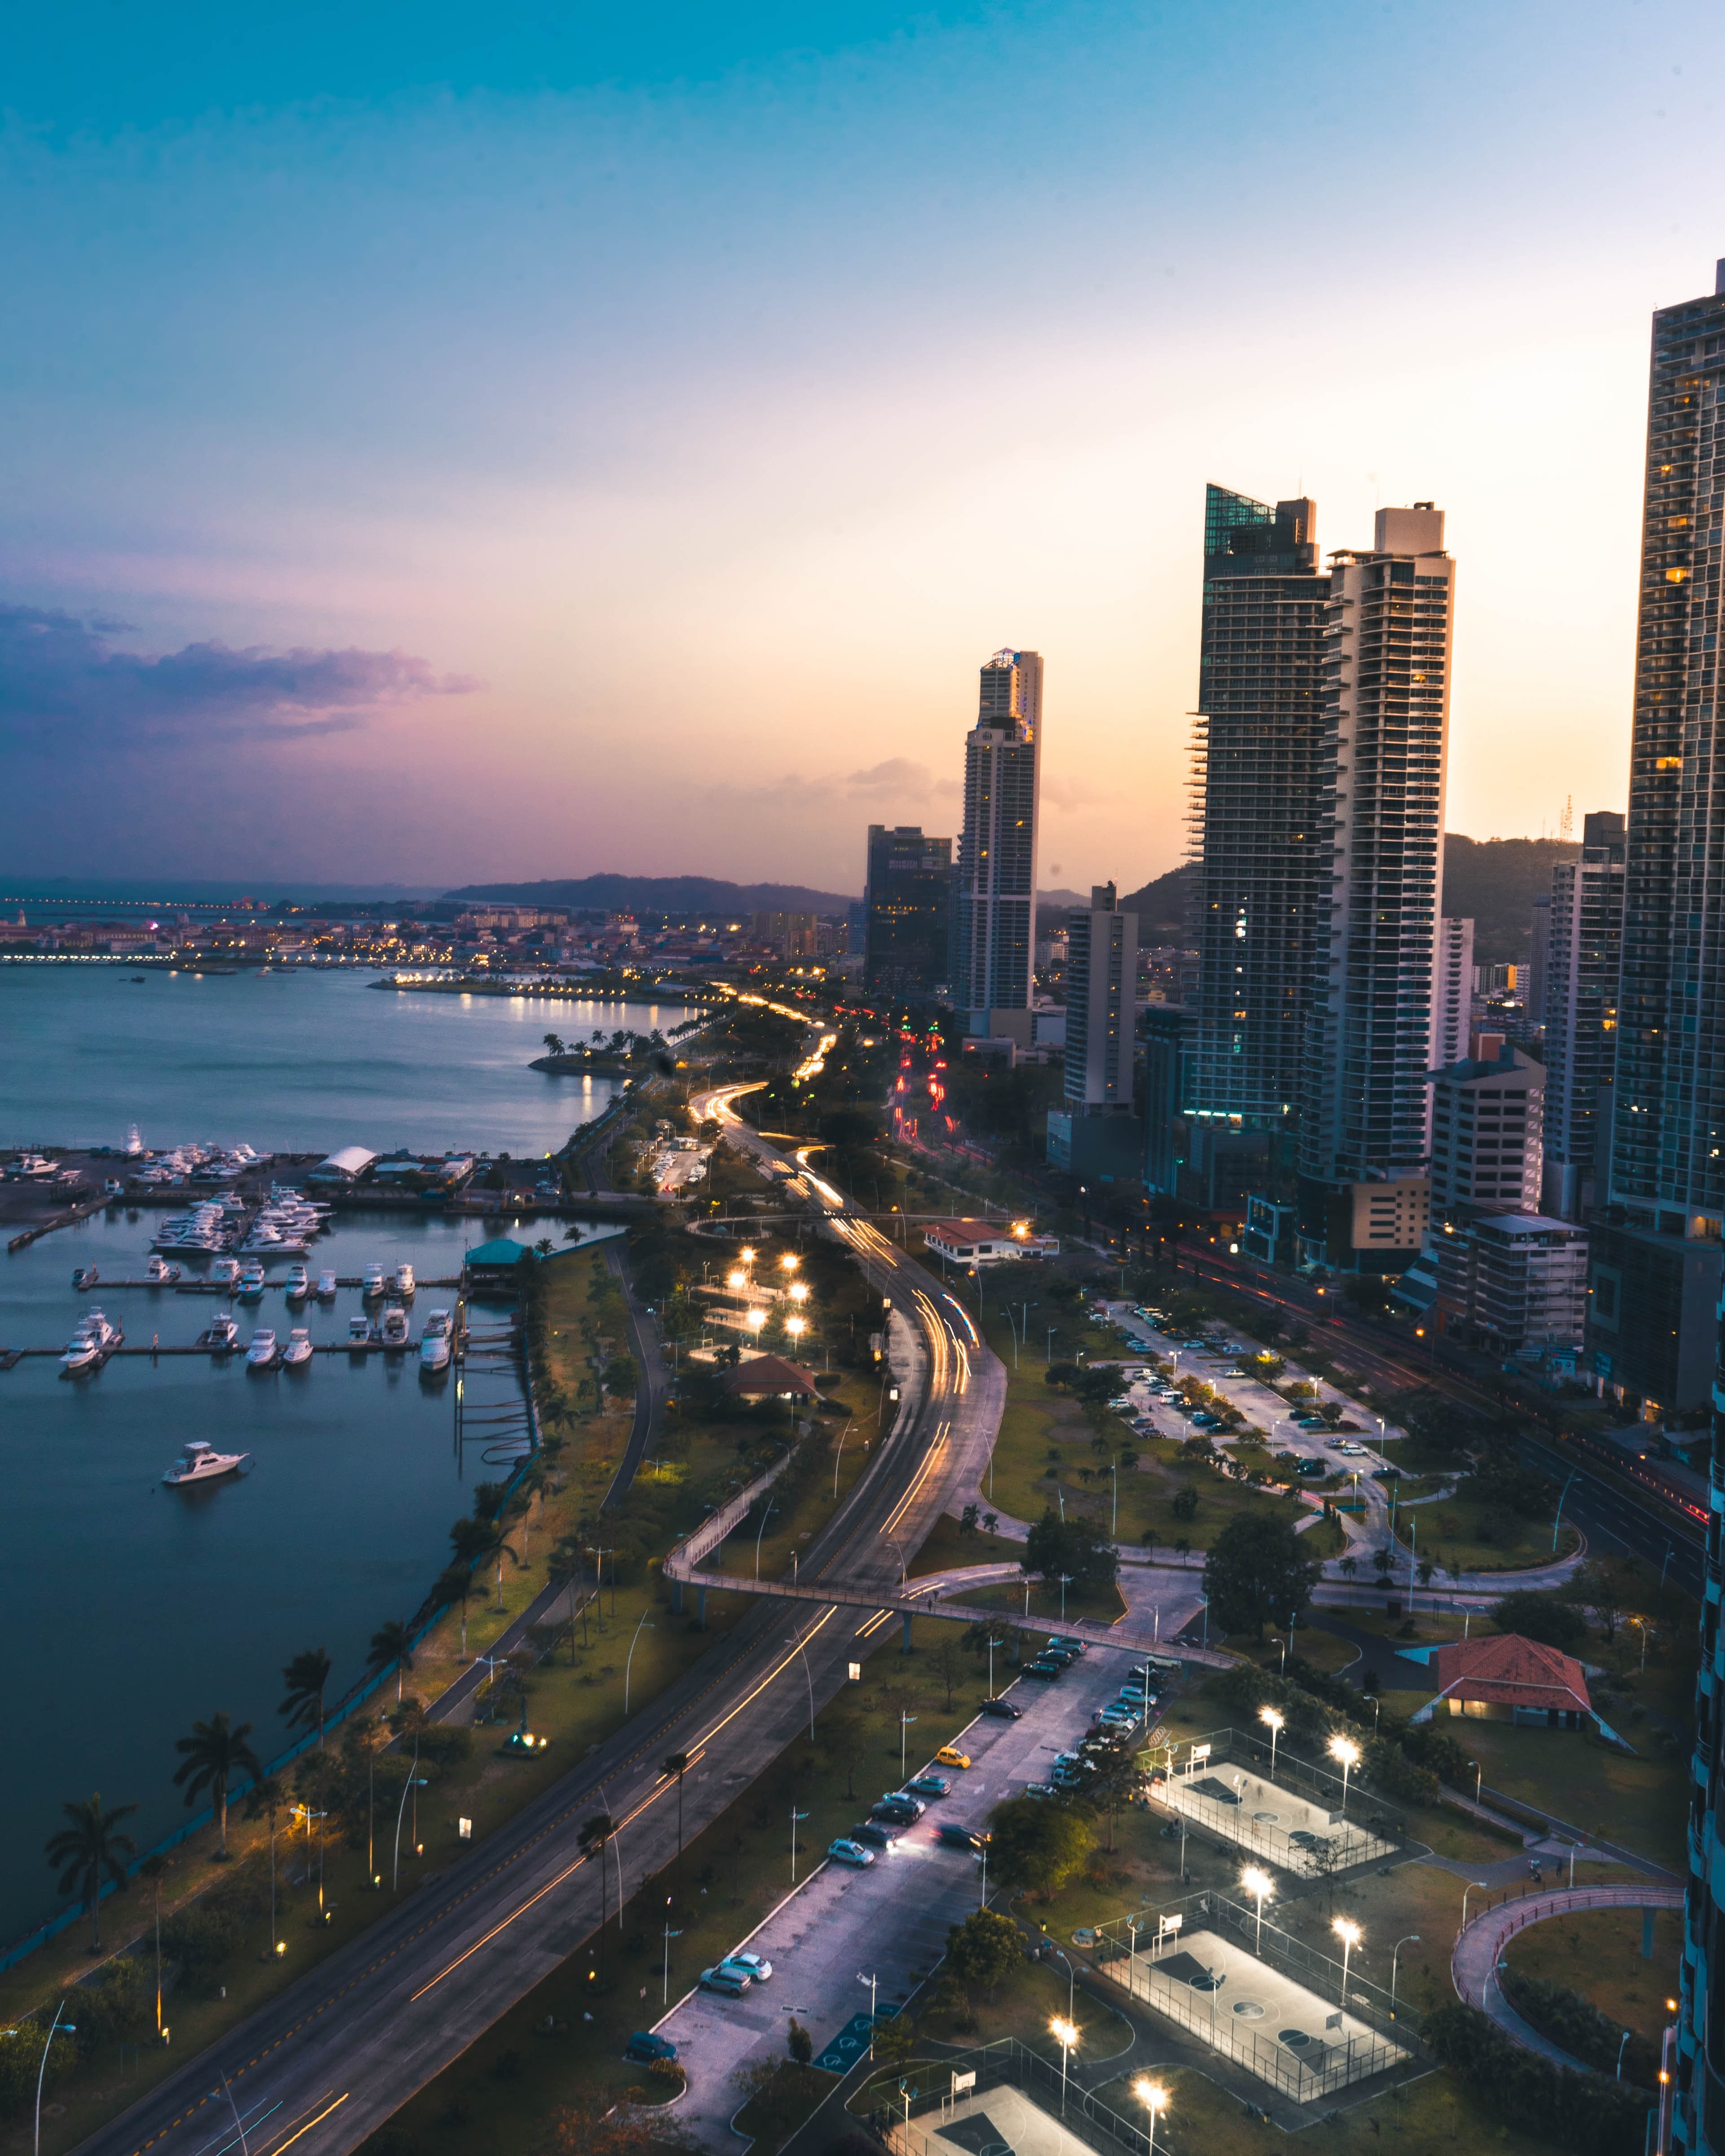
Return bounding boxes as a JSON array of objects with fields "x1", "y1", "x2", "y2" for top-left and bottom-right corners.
[{"x1": 441, "y1": 873, "x2": 857, "y2": 918}]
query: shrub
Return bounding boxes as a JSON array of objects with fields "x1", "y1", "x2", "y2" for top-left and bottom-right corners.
[
  {"x1": 1489, "y1": 1590, "x2": 1589, "y2": 1652},
  {"x1": 1424, "y1": 2002, "x2": 1652, "y2": 2156},
  {"x1": 414, "y1": 1724, "x2": 473, "y2": 1767}
]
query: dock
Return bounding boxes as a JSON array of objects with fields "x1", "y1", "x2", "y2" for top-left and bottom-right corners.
[{"x1": 56, "y1": 1276, "x2": 464, "y2": 1294}]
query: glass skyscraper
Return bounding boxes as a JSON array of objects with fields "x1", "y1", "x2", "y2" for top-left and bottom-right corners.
[{"x1": 951, "y1": 648, "x2": 1042, "y2": 1029}]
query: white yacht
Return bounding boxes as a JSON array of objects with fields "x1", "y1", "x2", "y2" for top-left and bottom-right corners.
[
  {"x1": 419, "y1": 1309, "x2": 452, "y2": 1374},
  {"x1": 363, "y1": 1263, "x2": 386, "y2": 1298},
  {"x1": 146, "y1": 1255, "x2": 181, "y2": 1284},
  {"x1": 163, "y1": 1440, "x2": 249, "y2": 1486},
  {"x1": 284, "y1": 1264, "x2": 310, "y2": 1302},
  {"x1": 388, "y1": 1263, "x2": 416, "y2": 1299},
  {"x1": 212, "y1": 1256, "x2": 241, "y2": 1286},
  {"x1": 245, "y1": 1327, "x2": 279, "y2": 1370},
  {"x1": 348, "y1": 1313, "x2": 371, "y2": 1344},
  {"x1": 380, "y1": 1305, "x2": 411, "y2": 1349},
  {"x1": 61, "y1": 1309, "x2": 120, "y2": 1372},
  {"x1": 281, "y1": 1327, "x2": 313, "y2": 1368},
  {"x1": 199, "y1": 1312, "x2": 240, "y2": 1351},
  {"x1": 315, "y1": 1269, "x2": 338, "y2": 1299},
  {"x1": 235, "y1": 1262, "x2": 266, "y2": 1301}
]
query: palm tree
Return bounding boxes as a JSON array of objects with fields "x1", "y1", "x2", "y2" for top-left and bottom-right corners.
[
  {"x1": 172, "y1": 1711, "x2": 262, "y2": 1857},
  {"x1": 469, "y1": 1520, "x2": 521, "y2": 1613},
  {"x1": 662, "y1": 1752, "x2": 691, "y2": 1861},
  {"x1": 137, "y1": 1852, "x2": 171, "y2": 2027},
  {"x1": 279, "y1": 1647, "x2": 334, "y2": 1747},
  {"x1": 243, "y1": 1775, "x2": 288, "y2": 1952},
  {"x1": 45, "y1": 1793, "x2": 137, "y2": 1953},
  {"x1": 578, "y1": 1813, "x2": 614, "y2": 1959},
  {"x1": 436, "y1": 1563, "x2": 476, "y2": 1656},
  {"x1": 366, "y1": 1621, "x2": 416, "y2": 1706},
  {"x1": 543, "y1": 1032, "x2": 565, "y2": 1057}
]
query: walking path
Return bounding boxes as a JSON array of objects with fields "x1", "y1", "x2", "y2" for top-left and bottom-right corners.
[{"x1": 1451, "y1": 1883, "x2": 1683, "y2": 2065}]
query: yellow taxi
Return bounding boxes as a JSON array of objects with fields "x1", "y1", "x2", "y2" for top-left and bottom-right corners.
[{"x1": 934, "y1": 1745, "x2": 972, "y2": 1770}]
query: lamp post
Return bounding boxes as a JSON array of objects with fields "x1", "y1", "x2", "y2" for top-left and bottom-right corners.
[
  {"x1": 624, "y1": 1609, "x2": 655, "y2": 1715},
  {"x1": 858, "y1": 1971, "x2": 879, "y2": 2057},
  {"x1": 1333, "y1": 1917, "x2": 1362, "y2": 2006},
  {"x1": 1461, "y1": 1880, "x2": 1490, "y2": 1931},
  {"x1": 785, "y1": 1629, "x2": 816, "y2": 1740},
  {"x1": 753, "y1": 1499, "x2": 779, "y2": 1581},
  {"x1": 832, "y1": 1419, "x2": 854, "y2": 1500},
  {"x1": 1552, "y1": 1471, "x2": 1578, "y2": 1554},
  {"x1": 900, "y1": 1711, "x2": 917, "y2": 1780},
  {"x1": 1328, "y1": 1734, "x2": 1360, "y2": 1820},
  {"x1": 392, "y1": 1738, "x2": 425, "y2": 1895},
  {"x1": 1618, "y1": 2028, "x2": 1633, "y2": 2080},
  {"x1": 1058, "y1": 1573, "x2": 1074, "y2": 1622},
  {"x1": 1133, "y1": 2079, "x2": 1168, "y2": 2156},
  {"x1": 34, "y1": 2001, "x2": 72, "y2": 2156},
  {"x1": 1050, "y1": 2017, "x2": 1078, "y2": 2116},
  {"x1": 1363, "y1": 1693, "x2": 1380, "y2": 1735},
  {"x1": 1391, "y1": 1934, "x2": 1420, "y2": 2014},
  {"x1": 1260, "y1": 1705, "x2": 1283, "y2": 1783},
  {"x1": 1469, "y1": 1758, "x2": 1481, "y2": 1803},
  {"x1": 790, "y1": 1804, "x2": 810, "y2": 1883},
  {"x1": 1242, "y1": 1866, "x2": 1272, "y2": 1953}
]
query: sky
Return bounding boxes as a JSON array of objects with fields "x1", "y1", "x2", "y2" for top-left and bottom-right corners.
[{"x1": 2, "y1": 2, "x2": 1723, "y2": 895}]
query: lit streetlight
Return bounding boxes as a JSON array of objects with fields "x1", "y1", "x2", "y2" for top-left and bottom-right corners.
[
  {"x1": 1333, "y1": 1916, "x2": 1362, "y2": 2004},
  {"x1": 1133, "y1": 2079, "x2": 1168, "y2": 2156},
  {"x1": 1328, "y1": 1733, "x2": 1360, "y2": 1819},
  {"x1": 1241, "y1": 1866, "x2": 1272, "y2": 1952},
  {"x1": 1391, "y1": 1934, "x2": 1420, "y2": 2014},
  {"x1": 900, "y1": 1710, "x2": 917, "y2": 1780},
  {"x1": 1050, "y1": 2016, "x2": 1078, "y2": 2115},
  {"x1": 1260, "y1": 1705, "x2": 1283, "y2": 1781}
]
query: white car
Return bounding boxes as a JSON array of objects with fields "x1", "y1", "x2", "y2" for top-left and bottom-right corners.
[
  {"x1": 828, "y1": 1838, "x2": 876, "y2": 1868},
  {"x1": 720, "y1": 1951, "x2": 773, "y2": 1982}
]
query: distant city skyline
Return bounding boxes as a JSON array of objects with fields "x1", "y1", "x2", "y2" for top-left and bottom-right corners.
[{"x1": 4, "y1": 6, "x2": 1724, "y2": 884}]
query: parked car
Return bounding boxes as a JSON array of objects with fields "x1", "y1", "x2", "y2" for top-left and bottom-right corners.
[
  {"x1": 1024, "y1": 1660, "x2": 1064, "y2": 1680},
  {"x1": 935, "y1": 1745, "x2": 971, "y2": 1770},
  {"x1": 700, "y1": 1965, "x2": 752, "y2": 1997},
  {"x1": 721, "y1": 1951, "x2": 773, "y2": 1983},
  {"x1": 852, "y1": 1820, "x2": 895, "y2": 1849},
  {"x1": 1022, "y1": 1781, "x2": 1059, "y2": 1798},
  {"x1": 937, "y1": 1823, "x2": 989, "y2": 1850},
  {"x1": 872, "y1": 1794, "x2": 925, "y2": 1821},
  {"x1": 904, "y1": 1772, "x2": 950, "y2": 1799},
  {"x1": 1048, "y1": 1636, "x2": 1088, "y2": 1657},
  {"x1": 625, "y1": 2032, "x2": 678, "y2": 2063},
  {"x1": 979, "y1": 1697, "x2": 1023, "y2": 1719},
  {"x1": 828, "y1": 1838, "x2": 876, "y2": 1867}
]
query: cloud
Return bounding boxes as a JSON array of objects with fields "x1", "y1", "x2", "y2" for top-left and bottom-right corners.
[{"x1": 0, "y1": 603, "x2": 480, "y2": 751}]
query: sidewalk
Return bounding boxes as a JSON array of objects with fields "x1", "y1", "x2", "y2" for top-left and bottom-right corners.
[{"x1": 1451, "y1": 1883, "x2": 1682, "y2": 2064}]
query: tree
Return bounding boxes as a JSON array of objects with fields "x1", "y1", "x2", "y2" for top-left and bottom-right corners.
[
  {"x1": 663, "y1": 1752, "x2": 692, "y2": 1860},
  {"x1": 1022, "y1": 1507, "x2": 1119, "y2": 1594},
  {"x1": 366, "y1": 1620, "x2": 416, "y2": 1705},
  {"x1": 543, "y1": 1033, "x2": 565, "y2": 1057},
  {"x1": 824, "y1": 1707, "x2": 872, "y2": 1800},
  {"x1": 932, "y1": 1635, "x2": 964, "y2": 1711},
  {"x1": 467, "y1": 1519, "x2": 522, "y2": 1612},
  {"x1": 787, "y1": 2017, "x2": 814, "y2": 2065},
  {"x1": 1562, "y1": 1562, "x2": 1624, "y2": 1643},
  {"x1": 173, "y1": 1712, "x2": 263, "y2": 1857},
  {"x1": 986, "y1": 1795, "x2": 1095, "y2": 1896},
  {"x1": 45, "y1": 1793, "x2": 137, "y2": 1953},
  {"x1": 1202, "y1": 1510, "x2": 1319, "y2": 1642},
  {"x1": 579, "y1": 1813, "x2": 615, "y2": 1957},
  {"x1": 548, "y1": 1542, "x2": 584, "y2": 1664},
  {"x1": 945, "y1": 1907, "x2": 1021, "y2": 1999},
  {"x1": 243, "y1": 1775, "x2": 288, "y2": 1946},
  {"x1": 435, "y1": 1563, "x2": 477, "y2": 1656},
  {"x1": 1077, "y1": 1736, "x2": 1141, "y2": 1851},
  {"x1": 279, "y1": 1647, "x2": 334, "y2": 1746}
]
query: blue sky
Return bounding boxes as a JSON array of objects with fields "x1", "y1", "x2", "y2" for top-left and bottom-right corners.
[{"x1": 2, "y1": 2, "x2": 1722, "y2": 888}]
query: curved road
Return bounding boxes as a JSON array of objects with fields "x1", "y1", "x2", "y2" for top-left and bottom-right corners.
[{"x1": 75, "y1": 1087, "x2": 1004, "y2": 2156}]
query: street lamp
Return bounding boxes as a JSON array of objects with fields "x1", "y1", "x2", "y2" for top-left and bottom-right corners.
[
  {"x1": 1050, "y1": 2016, "x2": 1078, "y2": 2115},
  {"x1": 1552, "y1": 1471, "x2": 1578, "y2": 1554},
  {"x1": 1391, "y1": 1934, "x2": 1420, "y2": 2014},
  {"x1": 900, "y1": 1711, "x2": 917, "y2": 1780},
  {"x1": 858, "y1": 1971, "x2": 879, "y2": 2057},
  {"x1": 1241, "y1": 1865, "x2": 1272, "y2": 1952},
  {"x1": 1363, "y1": 1693, "x2": 1380, "y2": 1734},
  {"x1": 1461, "y1": 1880, "x2": 1490, "y2": 1930},
  {"x1": 790, "y1": 1804, "x2": 811, "y2": 1883},
  {"x1": 787, "y1": 1316, "x2": 807, "y2": 1340},
  {"x1": 746, "y1": 1308, "x2": 766, "y2": 1334},
  {"x1": 1333, "y1": 1917, "x2": 1362, "y2": 2004},
  {"x1": 1133, "y1": 2079, "x2": 1168, "y2": 2156},
  {"x1": 34, "y1": 2001, "x2": 73, "y2": 2156},
  {"x1": 1469, "y1": 1758, "x2": 1481, "y2": 1803},
  {"x1": 1058, "y1": 1573, "x2": 1075, "y2": 1621},
  {"x1": 624, "y1": 1609, "x2": 655, "y2": 1715},
  {"x1": 1260, "y1": 1705, "x2": 1283, "y2": 1782},
  {"x1": 1328, "y1": 1734, "x2": 1360, "y2": 1819}
]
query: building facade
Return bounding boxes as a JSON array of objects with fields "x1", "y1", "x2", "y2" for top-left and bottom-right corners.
[
  {"x1": 951, "y1": 648, "x2": 1043, "y2": 1036},
  {"x1": 1297, "y1": 506, "x2": 1456, "y2": 1261},
  {"x1": 1541, "y1": 810, "x2": 1626, "y2": 1220},
  {"x1": 1063, "y1": 883, "x2": 1138, "y2": 1109},
  {"x1": 1434, "y1": 1213, "x2": 1588, "y2": 1350},
  {"x1": 862, "y1": 825, "x2": 952, "y2": 994},
  {"x1": 1187, "y1": 487, "x2": 1328, "y2": 1147},
  {"x1": 1427, "y1": 1036, "x2": 1544, "y2": 1219},
  {"x1": 1431, "y1": 915, "x2": 1476, "y2": 1070}
]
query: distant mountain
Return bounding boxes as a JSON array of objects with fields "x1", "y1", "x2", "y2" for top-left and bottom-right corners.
[
  {"x1": 441, "y1": 873, "x2": 858, "y2": 918},
  {"x1": 1119, "y1": 864, "x2": 1194, "y2": 937}
]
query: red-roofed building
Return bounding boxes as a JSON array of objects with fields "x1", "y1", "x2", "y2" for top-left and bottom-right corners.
[
  {"x1": 719, "y1": 1354, "x2": 820, "y2": 1399},
  {"x1": 1411, "y1": 1632, "x2": 1598, "y2": 1732}
]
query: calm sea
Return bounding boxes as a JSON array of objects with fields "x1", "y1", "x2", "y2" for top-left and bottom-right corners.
[{"x1": 0, "y1": 969, "x2": 694, "y2": 1948}]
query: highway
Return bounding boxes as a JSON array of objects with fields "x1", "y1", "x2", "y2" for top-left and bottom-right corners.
[{"x1": 75, "y1": 1086, "x2": 1005, "y2": 2156}]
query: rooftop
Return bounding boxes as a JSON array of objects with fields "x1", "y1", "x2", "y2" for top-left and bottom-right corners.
[{"x1": 1427, "y1": 1633, "x2": 1592, "y2": 1716}]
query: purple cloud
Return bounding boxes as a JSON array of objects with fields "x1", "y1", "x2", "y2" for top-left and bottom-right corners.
[{"x1": 0, "y1": 604, "x2": 480, "y2": 748}]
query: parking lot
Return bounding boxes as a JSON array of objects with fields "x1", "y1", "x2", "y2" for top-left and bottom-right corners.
[{"x1": 652, "y1": 1648, "x2": 1172, "y2": 2147}]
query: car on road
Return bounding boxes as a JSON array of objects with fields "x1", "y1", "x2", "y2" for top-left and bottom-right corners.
[
  {"x1": 936, "y1": 1823, "x2": 990, "y2": 1850},
  {"x1": 1048, "y1": 1635, "x2": 1088, "y2": 1657},
  {"x1": 852, "y1": 1820, "x2": 896, "y2": 1849},
  {"x1": 1024, "y1": 1659, "x2": 1064, "y2": 1680},
  {"x1": 828, "y1": 1838, "x2": 876, "y2": 1867},
  {"x1": 904, "y1": 1772, "x2": 950, "y2": 1798},
  {"x1": 625, "y1": 2032, "x2": 678, "y2": 2063},
  {"x1": 935, "y1": 1745, "x2": 971, "y2": 1769},
  {"x1": 980, "y1": 1697, "x2": 1023, "y2": 1719},
  {"x1": 700, "y1": 1965, "x2": 753, "y2": 1997},
  {"x1": 721, "y1": 1951, "x2": 773, "y2": 1982}
]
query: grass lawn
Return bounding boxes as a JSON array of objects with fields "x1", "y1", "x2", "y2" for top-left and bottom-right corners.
[
  {"x1": 911, "y1": 1953, "x2": 1135, "y2": 2059},
  {"x1": 1504, "y1": 1903, "x2": 1682, "y2": 2049},
  {"x1": 1442, "y1": 1722, "x2": 1688, "y2": 1865},
  {"x1": 949, "y1": 1577, "x2": 1129, "y2": 1627},
  {"x1": 1389, "y1": 1504, "x2": 1581, "y2": 1577},
  {"x1": 907, "y1": 1508, "x2": 1027, "y2": 1577}
]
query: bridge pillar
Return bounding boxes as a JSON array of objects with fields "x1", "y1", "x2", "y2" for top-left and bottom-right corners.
[
  {"x1": 1643, "y1": 1907, "x2": 1657, "y2": 1960},
  {"x1": 670, "y1": 1578, "x2": 683, "y2": 1615},
  {"x1": 902, "y1": 1612, "x2": 914, "y2": 1655},
  {"x1": 695, "y1": 1586, "x2": 707, "y2": 1628}
]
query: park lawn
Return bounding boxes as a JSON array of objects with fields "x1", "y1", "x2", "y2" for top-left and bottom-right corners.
[
  {"x1": 907, "y1": 1508, "x2": 1026, "y2": 1577},
  {"x1": 1226, "y1": 1628, "x2": 1359, "y2": 1679},
  {"x1": 884, "y1": 1952, "x2": 1134, "y2": 2062},
  {"x1": 1504, "y1": 1903, "x2": 1682, "y2": 2050},
  {"x1": 949, "y1": 1576, "x2": 1129, "y2": 1628},
  {"x1": 1455, "y1": 1721, "x2": 1688, "y2": 1865},
  {"x1": 381, "y1": 1612, "x2": 1025, "y2": 2155},
  {"x1": 1389, "y1": 1506, "x2": 1581, "y2": 1577}
]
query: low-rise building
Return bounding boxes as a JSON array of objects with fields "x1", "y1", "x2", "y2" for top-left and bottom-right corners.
[
  {"x1": 1410, "y1": 1633, "x2": 1604, "y2": 1734},
  {"x1": 1435, "y1": 1211, "x2": 1588, "y2": 1349},
  {"x1": 923, "y1": 1219, "x2": 1059, "y2": 1265}
]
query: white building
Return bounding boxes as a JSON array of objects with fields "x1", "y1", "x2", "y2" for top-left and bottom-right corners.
[
  {"x1": 1436, "y1": 1212, "x2": 1588, "y2": 1349},
  {"x1": 1431, "y1": 915, "x2": 1475, "y2": 1070}
]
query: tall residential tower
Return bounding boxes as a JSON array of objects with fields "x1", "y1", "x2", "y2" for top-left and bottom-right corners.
[
  {"x1": 951, "y1": 648, "x2": 1042, "y2": 1038},
  {"x1": 1540, "y1": 810, "x2": 1625, "y2": 1220}
]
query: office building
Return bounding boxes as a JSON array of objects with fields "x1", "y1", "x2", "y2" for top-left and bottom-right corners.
[
  {"x1": 862, "y1": 825, "x2": 951, "y2": 994},
  {"x1": 951, "y1": 648, "x2": 1042, "y2": 1039},
  {"x1": 1427, "y1": 1034, "x2": 1544, "y2": 1219},
  {"x1": 1431, "y1": 915, "x2": 1475, "y2": 1069},
  {"x1": 1187, "y1": 487, "x2": 1328, "y2": 1142},
  {"x1": 1590, "y1": 261, "x2": 1725, "y2": 1428},
  {"x1": 1526, "y1": 896, "x2": 1552, "y2": 1027},
  {"x1": 1296, "y1": 505, "x2": 1455, "y2": 1267},
  {"x1": 1047, "y1": 884, "x2": 1141, "y2": 1180},
  {"x1": 1434, "y1": 1213, "x2": 1588, "y2": 1350},
  {"x1": 1142, "y1": 1003, "x2": 1192, "y2": 1195},
  {"x1": 1541, "y1": 811, "x2": 1626, "y2": 1219}
]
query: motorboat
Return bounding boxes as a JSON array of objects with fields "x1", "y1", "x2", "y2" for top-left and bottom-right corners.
[
  {"x1": 388, "y1": 1263, "x2": 416, "y2": 1298},
  {"x1": 235, "y1": 1263, "x2": 266, "y2": 1302},
  {"x1": 72, "y1": 1265, "x2": 100, "y2": 1290},
  {"x1": 285, "y1": 1264, "x2": 310, "y2": 1302},
  {"x1": 163, "y1": 1440, "x2": 249, "y2": 1487},
  {"x1": 281, "y1": 1327, "x2": 314, "y2": 1368},
  {"x1": 61, "y1": 1308, "x2": 120, "y2": 1373},
  {"x1": 212, "y1": 1256, "x2": 241, "y2": 1285},
  {"x1": 315, "y1": 1269, "x2": 338, "y2": 1299},
  {"x1": 146, "y1": 1255, "x2": 181, "y2": 1284},
  {"x1": 245, "y1": 1327, "x2": 279, "y2": 1370},
  {"x1": 363, "y1": 1263, "x2": 386, "y2": 1298},
  {"x1": 419, "y1": 1309, "x2": 452, "y2": 1374},
  {"x1": 198, "y1": 1312, "x2": 240, "y2": 1351},
  {"x1": 348, "y1": 1313, "x2": 371, "y2": 1344},
  {"x1": 380, "y1": 1304, "x2": 411, "y2": 1349}
]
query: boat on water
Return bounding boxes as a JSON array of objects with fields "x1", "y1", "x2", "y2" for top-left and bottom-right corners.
[
  {"x1": 348, "y1": 1313, "x2": 371, "y2": 1344},
  {"x1": 419, "y1": 1309, "x2": 452, "y2": 1375},
  {"x1": 379, "y1": 1305, "x2": 411, "y2": 1349},
  {"x1": 363, "y1": 1263, "x2": 386, "y2": 1297},
  {"x1": 146, "y1": 1255, "x2": 181, "y2": 1284},
  {"x1": 235, "y1": 1263, "x2": 267, "y2": 1302},
  {"x1": 285, "y1": 1264, "x2": 310, "y2": 1302},
  {"x1": 72, "y1": 1265, "x2": 100, "y2": 1290},
  {"x1": 198, "y1": 1312, "x2": 240, "y2": 1351},
  {"x1": 388, "y1": 1263, "x2": 416, "y2": 1298},
  {"x1": 163, "y1": 1440, "x2": 250, "y2": 1487},
  {"x1": 315, "y1": 1269, "x2": 338, "y2": 1299},
  {"x1": 212, "y1": 1256, "x2": 240, "y2": 1286},
  {"x1": 245, "y1": 1327, "x2": 279, "y2": 1370},
  {"x1": 61, "y1": 1309, "x2": 121, "y2": 1373},
  {"x1": 281, "y1": 1327, "x2": 313, "y2": 1368}
]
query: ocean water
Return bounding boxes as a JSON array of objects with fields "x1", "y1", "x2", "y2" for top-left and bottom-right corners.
[{"x1": 0, "y1": 968, "x2": 680, "y2": 1948}]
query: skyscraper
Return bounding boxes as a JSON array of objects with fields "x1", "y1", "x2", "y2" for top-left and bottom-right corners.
[
  {"x1": 862, "y1": 825, "x2": 951, "y2": 994},
  {"x1": 1431, "y1": 915, "x2": 1476, "y2": 1070},
  {"x1": 1188, "y1": 488, "x2": 1327, "y2": 1145},
  {"x1": 1590, "y1": 261, "x2": 1725, "y2": 1419},
  {"x1": 1297, "y1": 505, "x2": 1455, "y2": 1267},
  {"x1": 1048, "y1": 882, "x2": 1141, "y2": 1178},
  {"x1": 1540, "y1": 810, "x2": 1625, "y2": 1220},
  {"x1": 951, "y1": 648, "x2": 1042, "y2": 1038}
]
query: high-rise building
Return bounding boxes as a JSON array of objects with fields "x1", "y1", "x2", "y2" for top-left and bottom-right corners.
[
  {"x1": 1526, "y1": 895, "x2": 1552, "y2": 1027},
  {"x1": 1187, "y1": 487, "x2": 1327, "y2": 1147},
  {"x1": 1427, "y1": 1034, "x2": 1544, "y2": 1218},
  {"x1": 1431, "y1": 915, "x2": 1476, "y2": 1070},
  {"x1": 1062, "y1": 884, "x2": 1138, "y2": 1109},
  {"x1": 1591, "y1": 262, "x2": 1725, "y2": 1423},
  {"x1": 862, "y1": 826, "x2": 951, "y2": 994},
  {"x1": 951, "y1": 648, "x2": 1042, "y2": 1038},
  {"x1": 1540, "y1": 811, "x2": 1625, "y2": 1219}
]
